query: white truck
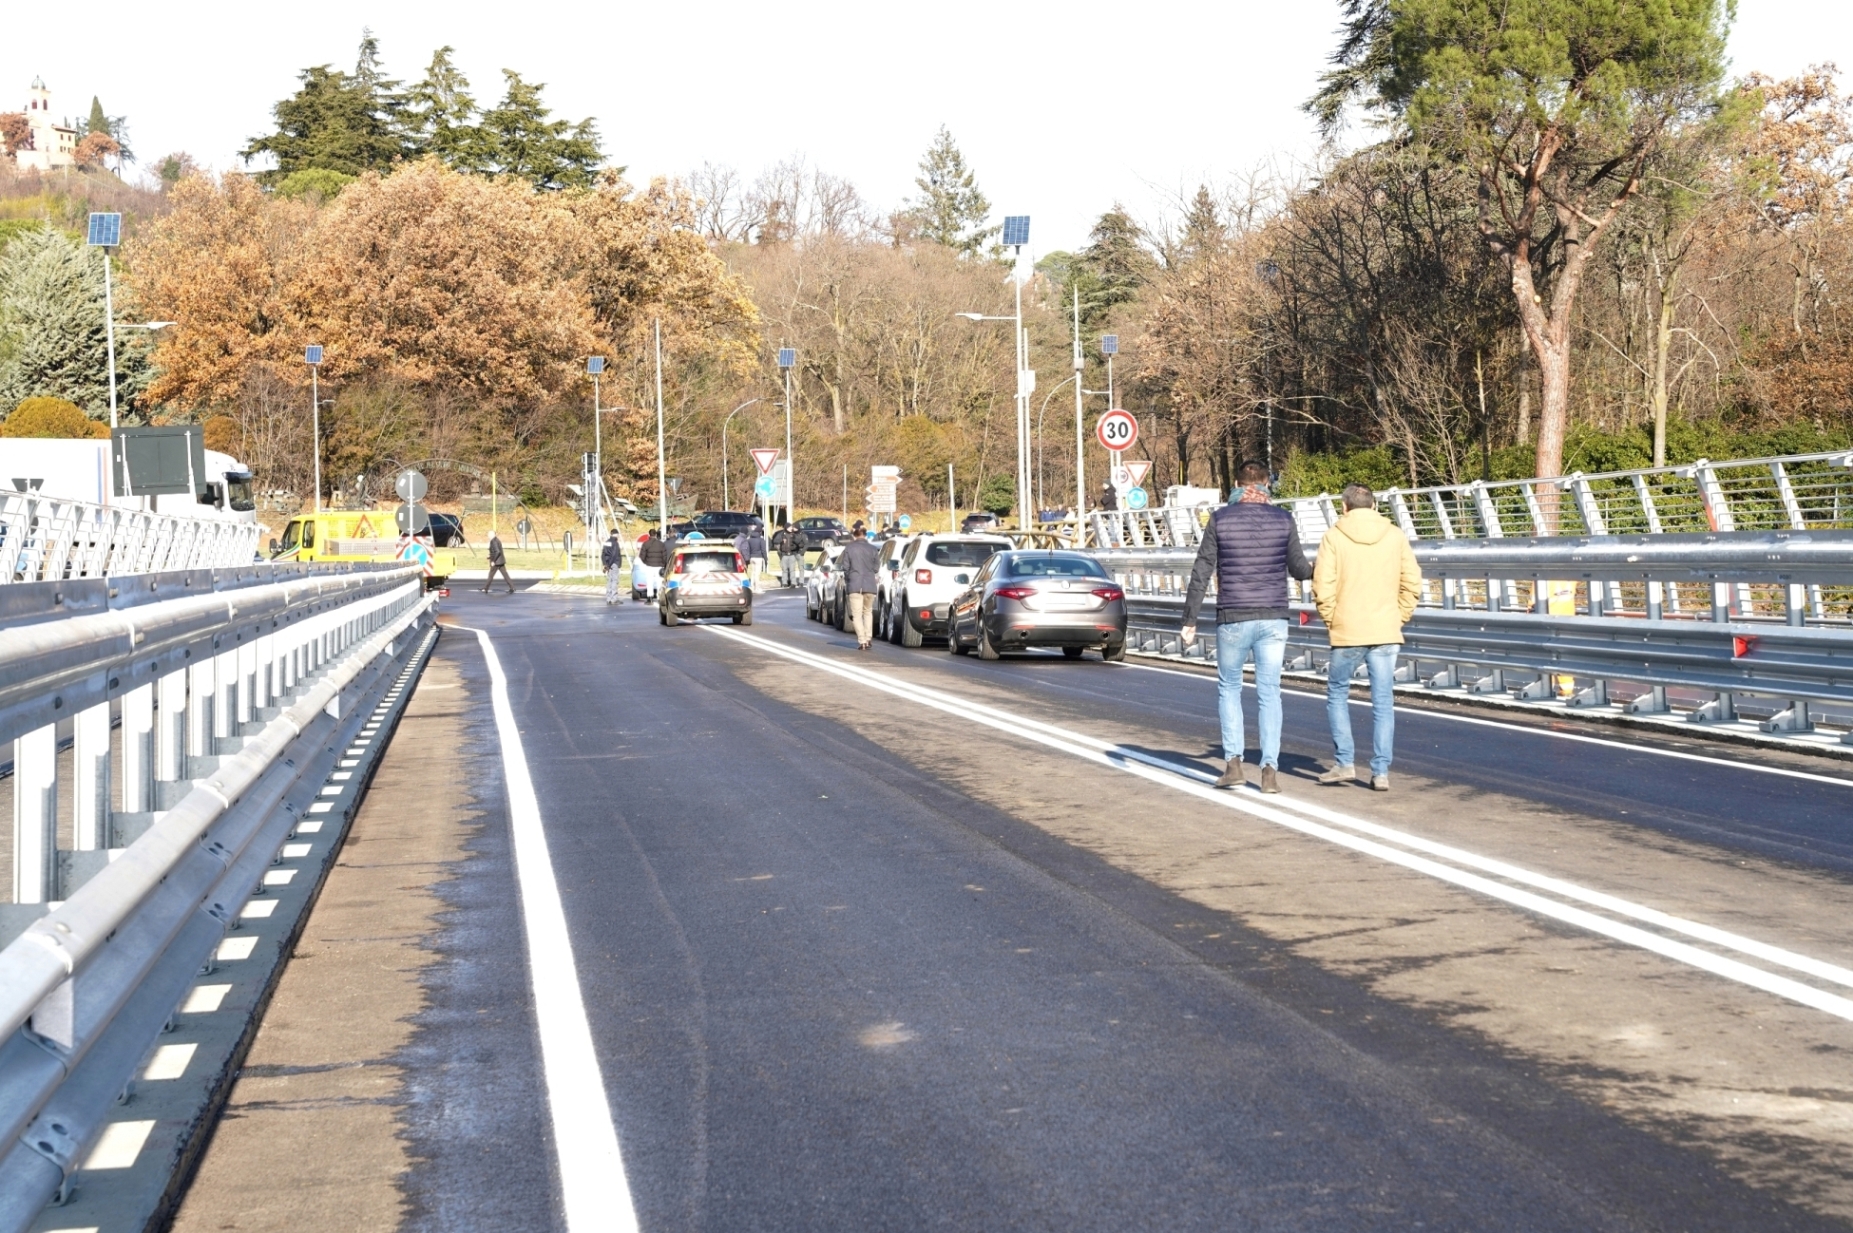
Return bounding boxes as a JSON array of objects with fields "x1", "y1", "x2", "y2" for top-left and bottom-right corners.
[{"x1": 0, "y1": 438, "x2": 257, "y2": 525}]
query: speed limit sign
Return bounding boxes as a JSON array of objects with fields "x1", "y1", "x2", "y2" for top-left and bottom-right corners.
[{"x1": 1096, "y1": 408, "x2": 1139, "y2": 452}]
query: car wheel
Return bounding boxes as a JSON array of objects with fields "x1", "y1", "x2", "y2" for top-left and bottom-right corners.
[
  {"x1": 950, "y1": 625, "x2": 971, "y2": 655},
  {"x1": 977, "y1": 625, "x2": 1000, "y2": 661},
  {"x1": 833, "y1": 598, "x2": 847, "y2": 632},
  {"x1": 663, "y1": 606, "x2": 679, "y2": 627},
  {"x1": 1102, "y1": 640, "x2": 1126, "y2": 662},
  {"x1": 900, "y1": 607, "x2": 924, "y2": 648},
  {"x1": 740, "y1": 608, "x2": 754, "y2": 626},
  {"x1": 1063, "y1": 646, "x2": 1085, "y2": 659}
]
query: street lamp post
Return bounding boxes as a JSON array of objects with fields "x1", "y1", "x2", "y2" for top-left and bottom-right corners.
[
  {"x1": 85, "y1": 214, "x2": 122, "y2": 428},
  {"x1": 654, "y1": 320, "x2": 668, "y2": 532},
  {"x1": 305, "y1": 345, "x2": 324, "y2": 513},
  {"x1": 778, "y1": 347, "x2": 797, "y2": 521},
  {"x1": 1038, "y1": 373, "x2": 1076, "y2": 516},
  {"x1": 961, "y1": 216, "x2": 1033, "y2": 530},
  {"x1": 720, "y1": 398, "x2": 762, "y2": 509},
  {"x1": 586, "y1": 357, "x2": 606, "y2": 567}
]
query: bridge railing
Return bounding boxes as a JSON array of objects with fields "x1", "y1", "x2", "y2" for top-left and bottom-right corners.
[
  {"x1": 0, "y1": 562, "x2": 437, "y2": 1228},
  {"x1": 1, "y1": 492, "x2": 262, "y2": 584},
  {"x1": 1096, "y1": 532, "x2": 1853, "y2": 739},
  {"x1": 1077, "y1": 450, "x2": 1853, "y2": 551}
]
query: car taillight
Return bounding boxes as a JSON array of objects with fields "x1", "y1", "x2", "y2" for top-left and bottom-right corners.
[
  {"x1": 995, "y1": 585, "x2": 1036, "y2": 601},
  {"x1": 915, "y1": 568, "x2": 933, "y2": 584},
  {"x1": 1092, "y1": 585, "x2": 1124, "y2": 602}
]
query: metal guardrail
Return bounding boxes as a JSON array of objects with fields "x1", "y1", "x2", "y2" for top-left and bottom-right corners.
[
  {"x1": 1079, "y1": 450, "x2": 1853, "y2": 551},
  {"x1": 1, "y1": 492, "x2": 261, "y2": 584},
  {"x1": 0, "y1": 563, "x2": 436, "y2": 1227},
  {"x1": 1096, "y1": 534, "x2": 1853, "y2": 739}
]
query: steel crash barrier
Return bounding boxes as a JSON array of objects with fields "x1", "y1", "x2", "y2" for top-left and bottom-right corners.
[
  {"x1": 1096, "y1": 530, "x2": 1853, "y2": 740},
  {"x1": 2, "y1": 491, "x2": 262, "y2": 584},
  {"x1": 0, "y1": 561, "x2": 437, "y2": 1229}
]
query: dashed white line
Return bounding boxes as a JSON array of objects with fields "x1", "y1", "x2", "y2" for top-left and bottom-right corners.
[
  {"x1": 709, "y1": 626, "x2": 1853, "y2": 1023},
  {"x1": 461, "y1": 624, "x2": 639, "y2": 1233},
  {"x1": 82, "y1": 1120, "x2": 156, "y2": 1169},
  {"x1": 142, "y1": 1042, "x2": 198, "y2": 1081}
]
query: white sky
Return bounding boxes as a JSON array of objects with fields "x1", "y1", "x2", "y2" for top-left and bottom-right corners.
[{"x1": 8, "y1": 0, "x2": 1853, "y2": 252}]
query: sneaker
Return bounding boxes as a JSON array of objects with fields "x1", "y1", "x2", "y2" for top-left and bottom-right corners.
[
  {"x1": 1259, "y1": 766, "x2": 1281, "y2": 794},
  {"x1": 1317, "y1": 764, "x2": 1356, "y2": 785},
  {"x1": 1213, "y1": 761, "x2": 1245, "y2": 790},
  {"x1": 1371, "y1": 773, "x2": 1390, "y2": 792}
]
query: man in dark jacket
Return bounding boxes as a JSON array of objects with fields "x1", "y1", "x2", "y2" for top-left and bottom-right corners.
[
  {"x1": 743, "y1": 522, "x2": 769, "y2": 583},
  {"x1": 1181, "y1": 461, "x2": 1313, "y2": 792},
  {"x1": 836, "y1": 532, "x2": 882, "y2": 650},
  {"x1": 638, "y1": 529, "x2": 668, "y2": 568},
  {"x1": 483, "y1": 532, "x2": 515, "y2": 594},
  {"x1": 601, "y1": 530, "x2": 626, "y2": 605},
  {"x1": 773, "y1": 523, "x2": 803, "y2": 587}
]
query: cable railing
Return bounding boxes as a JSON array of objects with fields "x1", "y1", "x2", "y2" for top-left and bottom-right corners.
[{"x1": 1, "y1": 492, "x2": 261, "y2": 584}]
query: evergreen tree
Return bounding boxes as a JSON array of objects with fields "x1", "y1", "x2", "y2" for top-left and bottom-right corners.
[
  {"x1": 0, "y1": 228, "x2": 148, "y2": 417},
  {"x1": 405, "y1": 46, "x2": 490, "y2": 171},
  {"x1": 84, "y1": 97, "x2": 133, "y2": 162},
  {"x1": 1079, "y1": 206, "x2": 1153, "y2": 316},
  {"x1": 1181, "y1": 186, "x2": 1224, "y2": 263},
  {"x1": 906, "y1": 127, "x2": 996, "y2": 258},
  {"x1": 477, "y1": 71, "x2": 602, "y2": 190},
  {"x1": 243, "y1": 32, "x2": 410, "y2": 184},
  {"x1": 86, "y1": 97, "x2": 107, "y2": 136}
]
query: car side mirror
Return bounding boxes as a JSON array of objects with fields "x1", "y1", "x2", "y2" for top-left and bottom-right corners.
[
  {"x1": 954, "y1": 573, "x2": 970, "y2": 584},
  {"x1": 268, "y1": 538, "x2": 280, "y2": 554}
]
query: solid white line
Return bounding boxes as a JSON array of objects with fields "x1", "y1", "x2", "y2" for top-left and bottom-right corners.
[
  {"x1": 1114, "y1": 659, "x2": 1853, "y2": 789},
  {"x1": 707, "y1": 626, "x2": 1853, "y2": 1022},
  {"x1": 462, "y1": 625, "x2": 639, "y2": 1233}
]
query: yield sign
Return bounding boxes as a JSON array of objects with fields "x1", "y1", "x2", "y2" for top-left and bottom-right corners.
[
  {"x1": 750, "y1": 448, "x2": 780, "y2": 475},
  {"x1": 1125, "y1": 460, "x2": 1152, "y2": 488}
]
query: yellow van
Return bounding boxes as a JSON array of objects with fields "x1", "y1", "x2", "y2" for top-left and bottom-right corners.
[{"x1": 270, "y1": 510, "x2": 457, "y2": 588}]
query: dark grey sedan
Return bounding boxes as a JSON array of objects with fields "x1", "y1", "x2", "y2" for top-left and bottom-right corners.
[{"x1": 947, "y1": 550, "x2": 1127, "y2": 661}]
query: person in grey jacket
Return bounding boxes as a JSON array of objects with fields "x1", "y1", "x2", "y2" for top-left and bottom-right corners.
[
  {"x1": 1180, "y1": 461, "x2": 1313, "y2": 792},
  {"x1": 600, "y1": 531, "x2": 625, "y2": 605},
  {"x1": 835, "y1": 532, "x2": 882, "y2": 649},
  {"x1": 483, "y1": 532, "x2": 515, "y2": 594}
]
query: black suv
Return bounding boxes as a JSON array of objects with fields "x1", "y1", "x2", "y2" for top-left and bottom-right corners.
[
  {"x1": 693, "y1": 510, "x2": 759, "y2": 538},
  {"x1": 795, "y1": 516, "x2": 847, "y2": 551}
]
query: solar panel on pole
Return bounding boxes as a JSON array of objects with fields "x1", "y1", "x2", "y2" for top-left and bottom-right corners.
[
  {"x1": 587, "y1": 356, "x2": 605, "y2": 375},
  {"x1": 778, "y1": 348, "x2": 796, "y2": 370},
  {"x1": 1001, "y1": 216, "x2": 1030, "y2": 247},
  {"x1": 305, "y1": 345, "x2": 324, "y2": 365},
  {"x1": 1100, "y1": 335, "x2": 1118, "y2": 356},
  {"x1": 86, "y1": 213, "x2": 121, "y2": 247}
]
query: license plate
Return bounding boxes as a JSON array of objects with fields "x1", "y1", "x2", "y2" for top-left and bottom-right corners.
[{"x1": 1037, "y1": 595, "x2": 1093, "y2": 611}]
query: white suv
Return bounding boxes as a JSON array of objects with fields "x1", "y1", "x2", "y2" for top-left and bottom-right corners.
[{"x1": 880, "y1": 533, "x2": 1012, "y2": 647}]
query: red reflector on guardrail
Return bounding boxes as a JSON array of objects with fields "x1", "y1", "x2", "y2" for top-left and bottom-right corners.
[{"x1": 1733, "y1": 635, "x2": 1757, "y2": 658}]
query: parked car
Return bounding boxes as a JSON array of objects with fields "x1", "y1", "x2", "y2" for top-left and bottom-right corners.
[
  {"x1": 960, "y1": 511, "x2": 1003, "y2": 534},
  {"x1": 425, "y1": 512, "x2": 466, "y2": 547},
  {"x1": 881, "y1": 534, "x2": 1011, "y2": 647},
  {"x1": 871, "y1": 534, "x2": 917, "y2": 640},
  {"x1": 948, "y1": 549, "x2": 1126, "y2": 661},
  {"x1": 795, "y1": 516, "x2": 847, "y2": 552},
  {"x1": 694, "y1": 510, "x2": 759, "y2": 538},
  {"x1": 659, "y1": 542, "x2": 754, "y2": 626},
  {"x1": 805, "y1": 545, "x2": 843, "y2": 624}
]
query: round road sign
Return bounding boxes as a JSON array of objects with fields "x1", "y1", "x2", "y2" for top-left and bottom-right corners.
[
  {"x1": 754, "y1": 474, "x2": 776, "y2": 499},
  {"x1": 1096, "y1": 409, "x2": 1138, "y2": 452},
  {"x1": 395, "y1": 503, "x2": 431, "y2": 534},
  {"x1": 395, "y1": 470, "x2": 428, "y2": 502},
  {"x1": 1110, "y1": 464, "x2": 1134, "y2": 491},
  {"x1": 1124, "y1": 486, "x2": 1149, "y2": 510},
  {"x1": 898, "y1": 514, "x2": 912, "y2": 531}
]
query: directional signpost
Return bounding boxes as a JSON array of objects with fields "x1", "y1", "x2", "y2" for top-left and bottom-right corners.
[{"x1": 867, "y1": 465, "x2": 900, "y2": 517}]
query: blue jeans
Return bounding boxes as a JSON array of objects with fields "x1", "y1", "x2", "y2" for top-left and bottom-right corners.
[
  {"x1": 1326, "y1": 644, "x2": 1399, "y2": 776},
  {"x1": 1215, "y1": 620, "x2": 1288, "y2": 768}
]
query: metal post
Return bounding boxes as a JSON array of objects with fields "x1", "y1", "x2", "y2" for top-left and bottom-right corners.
[
  {"x1": 784, "y1": 364, "x2": 795, "y2": 521},
  {"x1": 12, "y1": 725, "x2": 56, "y2": 904},
  {"x1": 122, "y1": 680, "x2": 154, "y2": 814},
  {"x1": 592, "y1": 369, "x2": 602, "y2": 557},
  {"x1": 311, "y1": 364, "x2": 322, "y2": 514},
  {"x1": 1072, "y1": 285, "x2": 1086, "y2": 519},
  {"x1": 1015, "y1": 265, "x2": 1030, "y2": 531},
  {"x1": 157, "y1": 668, "x2": 185, "y2": 784},
  {"x1": 654, "y1": 319, "x2": 668, "y2": 532},
  {"x1": 73, "y1": 701, "x2": 110, "y2": 851},
  {"x1": 103, "y1": 250, "x2": 119, "y2": 430},
  {"x1": 949, "y1": 463, "x2": 956, "y2": 531}
]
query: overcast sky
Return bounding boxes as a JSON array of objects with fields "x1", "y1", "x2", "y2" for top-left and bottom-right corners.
[{"x1": 8, "y1": 1, "x2": 1853, "y2": 253}]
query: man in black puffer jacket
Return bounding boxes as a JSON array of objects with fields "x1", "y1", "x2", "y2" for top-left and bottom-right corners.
[{"x1": 1182, "y1": 461, "x2": 1313, "y2": 793}]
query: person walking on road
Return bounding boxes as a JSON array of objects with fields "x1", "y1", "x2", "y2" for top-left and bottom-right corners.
[
  {"x1": 836, "y1": 531, "x2": 882, "y2": 650},
  {"x1": 744, "y1": 521, "x2": 769, "y2": 584},
  {"x1": 1313, "y1": 484, "x2": 1422, "y2": 791},
  {"x1": 601, "y1": 530, "x2": 626, "y2": 605},
  {"x1": 483, "y1": 531, "x2": 515, "y2": 594},
  {"x1": 1181, "y1": 461, "x2": 1313, "y2": 793}
]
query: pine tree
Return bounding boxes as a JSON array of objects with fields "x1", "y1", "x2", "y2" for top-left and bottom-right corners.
[
  {"x1": 906, "y1": 127, "x2": 996, "y2": 258},
  {"x1": 87, "y1": 97, "x2": 108, "y2": 136},
  {"x1": 1181, "y1": 186, "x2": 1224, "y2": 262},
  {"x1": 477, "y1": 71, "x2": 602, "y2": 190},
  {"x1": 0, "y1": 228, "x2": 148, "y2": 417},
  {"x1": 243, "y1": 32, "x2": 410, "y2": 183},
  {"x1": 405, "y1": 46, "x2": 490, "y2": 171},
  {"x1": 1079, "y1": 206, "x2": 1153, "y2": 316}
]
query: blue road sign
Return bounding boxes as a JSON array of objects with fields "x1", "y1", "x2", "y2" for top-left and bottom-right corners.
[
  {"x1": 86, "y1": 213, "x2": 121, "y2": 247},
  {"x1": 1125, "y1": 486, "x2": 1149, "y2": 510},
  {"x1": 1001, "y1": 216, "x2": 1030, "y2": 247},
  {"x1": 754, "y1": 475, "x2": 776, "y2": 499},
  {"x1": 305, "y1": 345, "x2": 324, "y2": 365},
  {"x1": 898, "y1": 514, "x2": 912, "y2": 530}
]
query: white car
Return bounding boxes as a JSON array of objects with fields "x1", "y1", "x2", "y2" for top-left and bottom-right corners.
[
  {"x1": 879, "y1": 533, "x2": 1012, "y2": 647},
  {"x1": 872, "y1": 534, "x2": 918, "y2": 638},
  {"x1": 631, "y1": 556, "x2": 662, "y2": 601}
]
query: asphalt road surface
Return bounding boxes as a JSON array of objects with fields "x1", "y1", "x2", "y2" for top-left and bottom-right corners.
[{"x1": 177, "y1": 583, "x2": 1853, "y2": 1232}]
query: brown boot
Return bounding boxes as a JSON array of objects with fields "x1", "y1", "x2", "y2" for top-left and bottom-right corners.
[
  {"x1": 1259, "y1": 766, "x2": 1281, "y2": 794},
  {"x1": 1213, "y1": 760, "x2": 1245, "y2": 789}
]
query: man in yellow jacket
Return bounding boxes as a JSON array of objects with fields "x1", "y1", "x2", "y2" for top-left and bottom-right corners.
[{"x1": 1312, "y1": 485, "x2": 1423, "y2": 791}]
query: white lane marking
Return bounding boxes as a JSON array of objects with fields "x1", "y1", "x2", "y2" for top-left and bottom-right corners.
[
  {"x1": 142, "y1": 1042, "x2": 198, "y2": 1081},
  {"x1": 82, "y1": 1120, "x2": 156, "y2": 1169},
  {"x1": 708, "y1": 626, "x2": 1853, "y2": 1022},
  {"x1": 460, "y1": 625, "x2": 639, "y2": 1233},
  {"x1": 216, "y1": 936, "x2": 259, "y2": 961},
  {"x1": 1116, "y1": 660, "x2": 1853, "y2": 789},
  {"x1": 181, "y1": 984, "x2": 231, "y2": 1014}
]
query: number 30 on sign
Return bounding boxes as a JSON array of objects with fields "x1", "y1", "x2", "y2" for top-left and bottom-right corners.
[{"x1": 1096, "y1": 409, "x2": 1138, "y2": 452}]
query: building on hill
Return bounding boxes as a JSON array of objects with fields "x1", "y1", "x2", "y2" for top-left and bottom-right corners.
[{"x1": 14, "y1": 77, "x2": 79, "y2": 172}]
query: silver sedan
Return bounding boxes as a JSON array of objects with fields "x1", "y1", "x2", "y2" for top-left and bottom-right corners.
[{"x1": 948, "y1": 550, "x2": 1127, "y2": 661}]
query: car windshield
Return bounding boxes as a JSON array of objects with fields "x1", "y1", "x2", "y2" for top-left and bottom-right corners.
[
  {"x1": 225, "y1": 474, "x2": 256, "y2": 512},
  {"x1": 675, "y1": 551, "x2": 741, "y2": 575},
  {"x1": 800, "y1": 518, "x2": 843, "y2": 530},
  {"x1": 1006, "y1": 554, "x2": 1108, "y2": 578},
  {"x1": 279, "y1": 521, "x2": 302, "y2": 551},
  {"x1": 927, "y1": 542, "x2": 1002, "y2": 567}
]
